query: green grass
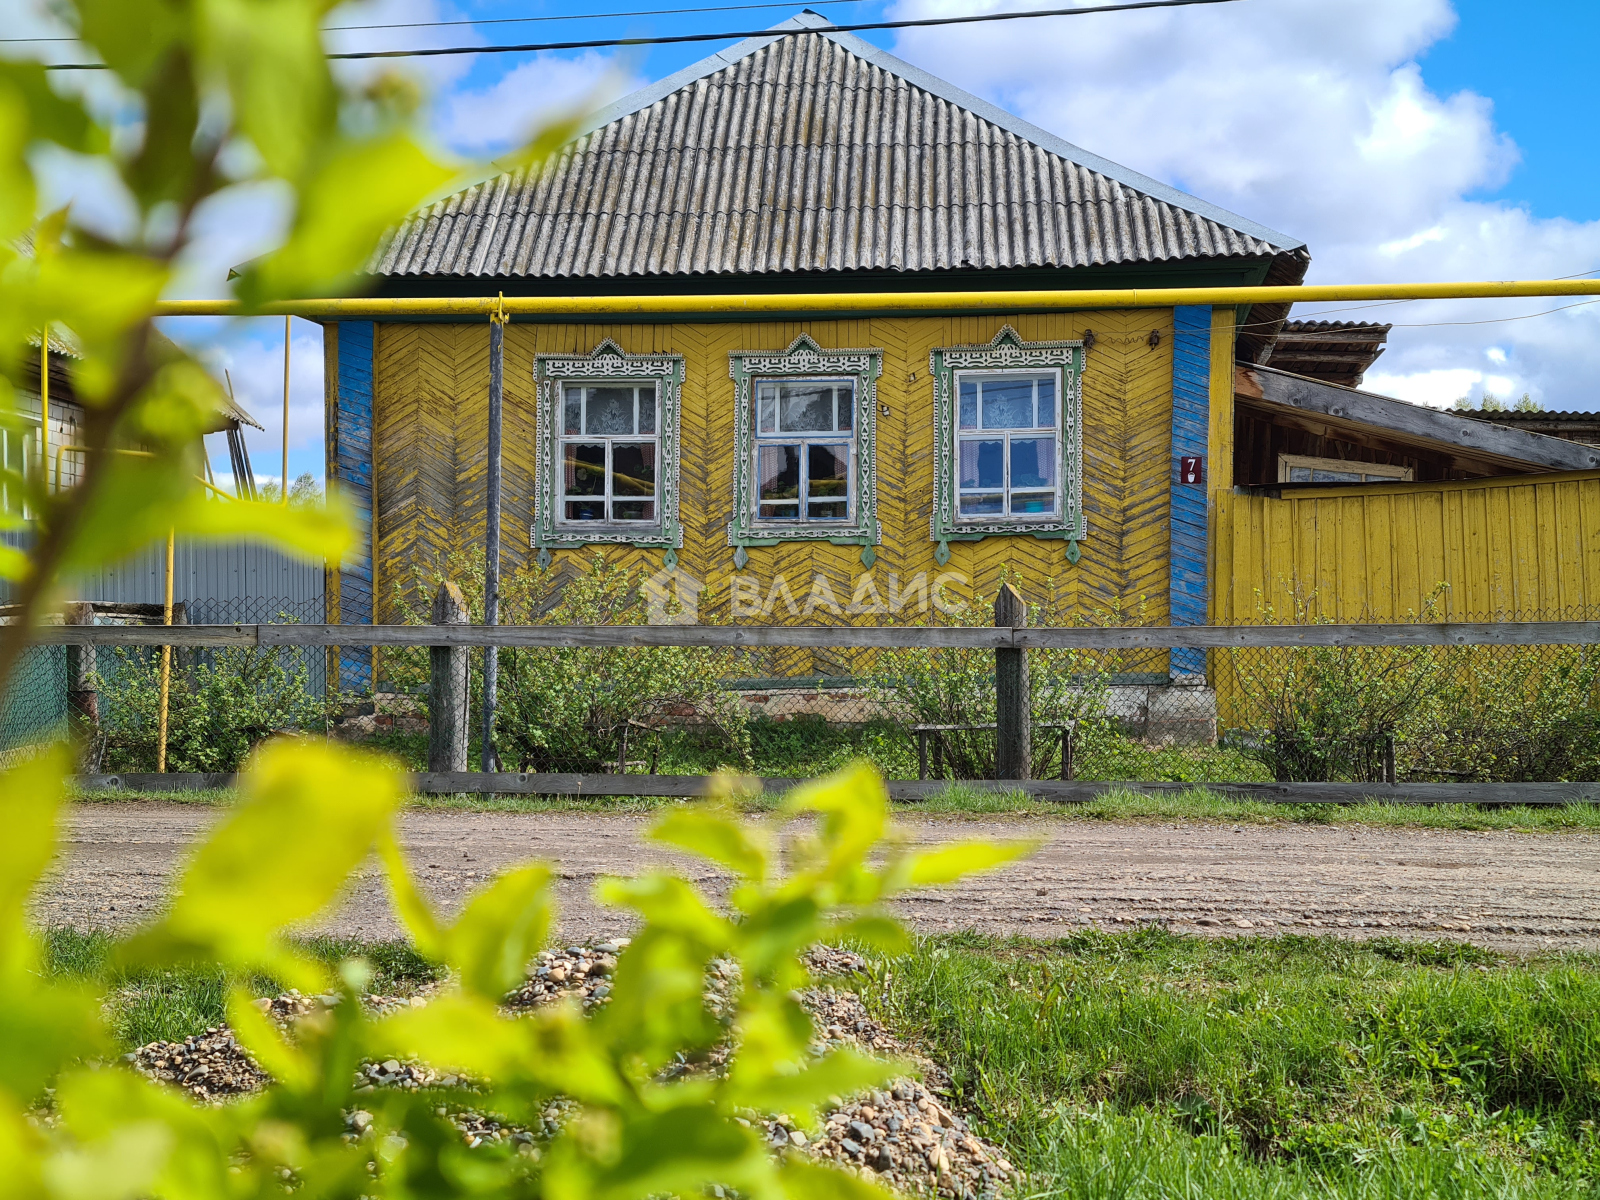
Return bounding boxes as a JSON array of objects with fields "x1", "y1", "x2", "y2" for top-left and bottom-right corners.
[
  {"x1": 39, "y1": 928, "x2": 443, "y2": 1049},
  {"x1": 72, "y1": 777, "x2": 1600, "y2": 833},
  {"x1": 854, "y1": 930, "x2": 1600, "y2": 1198}
]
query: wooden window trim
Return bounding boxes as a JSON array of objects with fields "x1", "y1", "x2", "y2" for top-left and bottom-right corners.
[
  {"x1": 534, "y1": 339, "x2": 684, "y2": 559},
  {"x1": 928, "y1": 326, "x2": 1086, "y2": 565}
]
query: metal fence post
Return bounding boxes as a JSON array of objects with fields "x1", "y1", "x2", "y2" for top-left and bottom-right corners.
[
  {"x1": 482, "y1": 308, "x2": 505, "y2": 771},
  {"x1": 994, "y1": 582, "x2": 1030, "y2": 780},
  {"x1": 429, "y1": 581, "x2": 469, "y2": 772}
]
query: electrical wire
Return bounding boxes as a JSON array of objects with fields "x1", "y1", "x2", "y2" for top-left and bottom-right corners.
[
  {"x1": 1241, "y1": 297, "x2": 1600, "y2": 336},
  {"x1": 2, "y1": 0, "x2": 872, "y2": 41},
  {"x1": 41, "y1": 0, "x2": 1251, "y2": 69}
]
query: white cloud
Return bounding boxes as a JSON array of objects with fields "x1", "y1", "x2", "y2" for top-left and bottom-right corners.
[
  {"x1": 887, "y1": 0, "x2": 1600, "y2": 410},
  {"x1": 436, "y1": 52, "x2": 645, "y2": 156},
  {"x1": 1363, "y1": 368, "x2": 1482, "y2": 408}
]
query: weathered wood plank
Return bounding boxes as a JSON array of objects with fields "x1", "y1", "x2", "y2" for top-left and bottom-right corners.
[
  {"x1": 1238, "y1": 363, "x2": 1600, "y2": 472},
  {"x1": 31, "y1": 626, "x2": 259, "y2": 646},
  {"x1": 31, "y1": 621, "x2": 1600, "y2": 648},
  {"x1": 74, "y1": 773, "x2": 1600, "y2": 805}
]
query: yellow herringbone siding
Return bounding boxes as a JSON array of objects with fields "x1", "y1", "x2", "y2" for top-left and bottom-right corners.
[{"x1": 371, "y1": 312, "x2": 1177, "y2": 625}]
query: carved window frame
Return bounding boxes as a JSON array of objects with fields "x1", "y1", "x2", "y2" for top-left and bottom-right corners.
[
  {"x1": 533, "y1": 339, "x2": 684, "y2": 559},
  {"x1": 929, "y1": 326, "x2": 1086, "y2": 563},
  {"x1": 727, "y1": 334, "x2": 883, "y2": 565}
]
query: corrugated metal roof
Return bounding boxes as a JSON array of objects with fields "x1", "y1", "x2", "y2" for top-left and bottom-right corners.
[
  {"x1": 1280, "y1": 320, "x2": 1392, "y2": 334},
  {"x1": 374, "y1": 13, "x2": 1304, "y2": 281}
]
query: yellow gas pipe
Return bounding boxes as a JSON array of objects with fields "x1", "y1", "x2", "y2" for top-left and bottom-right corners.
[
  {"x1": 157, "y1": 529, "x2": 174, "y2": 773},
  {"x1": 39, "y1": 326, "x2": 48, "y2": 493},
  {"x1": 151, "y1": 278, "x2": 1600, "y2": 320}
]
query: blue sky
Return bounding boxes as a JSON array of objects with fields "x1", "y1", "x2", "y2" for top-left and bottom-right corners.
[
  {"x1": 1419, "y1": 0, "x2": 1598, "y2": 222},
  {"x1": 15, "y1": 0, "x2": 1600, "y2": 485}
]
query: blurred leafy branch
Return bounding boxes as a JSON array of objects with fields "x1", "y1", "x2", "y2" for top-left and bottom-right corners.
[{"x1": 0, "y1": 9, "x2": 1037, "y2": 1197}]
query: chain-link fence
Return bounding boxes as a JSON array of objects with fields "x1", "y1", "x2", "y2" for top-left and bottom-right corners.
[
  {"x1": 0, "y1": 594, "x2": 330, "y2": 773},
  {"x1": 6, "y1": 604, "x2": 1600, "y2": 787},
  {"x1": 371, "y1": 628, "x2": 1600, "y2": 786}
]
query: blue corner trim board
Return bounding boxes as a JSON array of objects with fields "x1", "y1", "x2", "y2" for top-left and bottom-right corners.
[
  {"x1": 336, "y1": 321, "x2": 375, "y2": 691},
  {"x1": 1169, "y1": 306, "x2": 1211, "y2": 678}
]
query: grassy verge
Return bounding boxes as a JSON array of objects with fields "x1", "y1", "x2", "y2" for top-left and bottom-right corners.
[
  {"x1": 40, "y1": 928, "x2": 442, "y2": 1049},
  {"x1": 70, "y1": 779, "x2": 1600, "y2": 832},
  {"x1": 857, "y1": 930, "x2": 1600, "y2": 1198}
]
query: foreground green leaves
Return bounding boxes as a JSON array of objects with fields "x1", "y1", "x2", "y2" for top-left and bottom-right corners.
[{"x1": 1, "y1": 747, "x2": 1030, "y2": 1199}]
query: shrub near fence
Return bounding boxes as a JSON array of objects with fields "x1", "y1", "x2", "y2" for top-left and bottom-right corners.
[{"x1": 17, "y1": 588, "x2": 1600, "y2": 795}]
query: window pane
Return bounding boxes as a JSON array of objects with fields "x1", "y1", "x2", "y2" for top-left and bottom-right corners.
[
  {"x1": 834, "y1": 385, "x2": 854, "y2": 431},
  {"x1": 959, "y1": 381, "x2": 978, "y2": 429},
  {"x1": 612, "y1": 500, "x2": 656, "y2": 521},
  {"x1": 565, "y1": 500, "x2": 606, "y2": 521},
  {"x1": 612, "y1": 443, "x2": 656, "y2": 497},
  {"x1": 959, "y1": 494, "x2": 1003, "y2": 515},
  {"x1": 760, "y1": 502, "x2": 800, "y2": 519},
  {"x1": 1010, "y1": 491, "x2": 1055, "y2": 515},
  {"x1": 759, "y1": 383, "x2": 778, "y2": 433},
  {"x1": 981, "y1": 378, "x2": 1034, "y2": 429},
  {"x1": 806, "y1": 443, "x2": 849, "y2": 518},
  {"x1": 1288, "y1": 466, "x2": 1312, "y2": 482},
  {"x1": 758, "y1": 444, "x2": 800, "y2": 504},
  {"x1": 586, "y1": 387, "x2": 635, "y2": 435},
  {"x1": 1010, "y1": 437, "x2": 1055, "y2": 489},
  {"x1": 1311, "y1": 468, "x2": 1362, "y2": 482},
  {"x1": 563, "y1": 443, "x2": 606, "y2": 496},
  {"x1": 1036, "y1": 377, "x2": 1055, "y2": 428},
  {"x1": 806, "y1": 444, "x2": 849, "y2": 497},
  {"x1": 777, "y1": 383, "x2": 834, "y2": 432},
  {"x1": 959, "y1": 439, "x2": 1004, "y2": 490},
  {"x1": 564, "y1": 387, "x2": 582, "y2": 435},
  {"x1": 638, "y1": 387, "x2": 657, "y2": 435}
]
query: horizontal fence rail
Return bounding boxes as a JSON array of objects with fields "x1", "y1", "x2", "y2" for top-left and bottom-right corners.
[{"x1": 26, "y1": 621, "x2": 1600, "y2": 649}]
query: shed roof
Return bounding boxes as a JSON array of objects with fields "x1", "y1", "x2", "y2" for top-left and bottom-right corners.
[
  {"x1": 1262, "y1": 319, "x2": 1390, "y2": 388},
  {"x1": 373, "y1": 11, "x2": 1306, "y2": 284},
  {"x1": 1236, "y1": 364, "x2": 1600, "y2": 475}
]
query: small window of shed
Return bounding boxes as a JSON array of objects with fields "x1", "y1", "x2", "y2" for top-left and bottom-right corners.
[{"x1": 1278, "y1": 454, "x2": 1413, "y2": 484}]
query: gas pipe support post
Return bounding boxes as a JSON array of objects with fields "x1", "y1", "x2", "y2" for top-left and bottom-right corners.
[
  {"x1": 429, "y1": 581, "x2": 470, "y2": 772},
  {"x1": 482, "y1": 301, "x2": 506, "y2": 772}
]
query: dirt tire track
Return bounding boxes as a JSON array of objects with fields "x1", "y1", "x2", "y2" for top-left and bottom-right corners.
[{"x1": 41, "y1": 804, "x2": 1600, "y2": 953}]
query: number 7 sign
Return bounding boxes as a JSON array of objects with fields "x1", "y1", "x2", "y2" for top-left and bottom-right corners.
[{"x1": 1179, "y1": 455, "x2": 1204, "y2": 485}]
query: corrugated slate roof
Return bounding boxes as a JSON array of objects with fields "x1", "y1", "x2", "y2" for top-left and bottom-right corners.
[{"x1": 373, "y1": 12, "x2": 1304, "y2": 281}]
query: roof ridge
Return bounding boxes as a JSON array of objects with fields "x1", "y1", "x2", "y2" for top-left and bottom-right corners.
[{"x1": 560, "y1": 8, "x2": 1303, "y2": 253}]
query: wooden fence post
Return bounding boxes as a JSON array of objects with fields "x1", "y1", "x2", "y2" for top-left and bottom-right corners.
[
  {"x1": 65, "y1": 602, "x2": 97, "y2": 748},
  {"x1": 429, "y1": 581, "x2": 470, "y2": 772},
  {"x1": 994, "y1": 583, "x2": 1030, "y2": 780}
]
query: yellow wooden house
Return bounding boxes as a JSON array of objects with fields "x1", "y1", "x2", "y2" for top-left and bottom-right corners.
[{"x1": 324, "y1": 12, "x2": 1600, "y2": 691}]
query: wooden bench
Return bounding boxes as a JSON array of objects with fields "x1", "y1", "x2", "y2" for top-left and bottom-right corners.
[{"x1": 910, "y1": 721, "x2": 1078, "y2": 781}]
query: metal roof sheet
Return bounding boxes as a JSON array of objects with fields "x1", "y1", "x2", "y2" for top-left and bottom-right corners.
[{"x1": 374, "y1": 12, "x2": 1304, "y2": 281}]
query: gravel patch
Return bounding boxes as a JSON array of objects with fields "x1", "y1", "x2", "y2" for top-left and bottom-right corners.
[{"x1": 122, "y1": 942, "x2": 1014, "y2": 1195}]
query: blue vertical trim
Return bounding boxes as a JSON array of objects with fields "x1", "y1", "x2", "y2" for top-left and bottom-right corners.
[
  {"x1": 1170, "y1": 306, "x2": 1211, "y2": 678},
  {"x1": 336, "y1": 321, "x2": 374, "y2": 692}
]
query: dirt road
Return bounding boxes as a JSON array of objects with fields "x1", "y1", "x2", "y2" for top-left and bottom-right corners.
[{"x1": 40, "y1": 803, "x2": 1600, "y2": 952}]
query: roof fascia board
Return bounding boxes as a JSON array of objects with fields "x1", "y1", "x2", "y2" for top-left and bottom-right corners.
[
  {"x1": 1237, "y1": 363, "x2": 1600, "y2": 472},
  {"x1": 558, "y1": 9, "x2": 1305, "y2": 253}
]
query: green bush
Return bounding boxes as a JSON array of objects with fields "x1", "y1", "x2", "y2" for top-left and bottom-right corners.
[
  {"x1": 390, "y1": 549, "x2": 752, "y2": 773},
  {"x1": 93, "y1": 645, "x2": 339, "y2": 772},
  {"x1": 1, "y1": 748, "x2": 1029, "y2": 1200}
]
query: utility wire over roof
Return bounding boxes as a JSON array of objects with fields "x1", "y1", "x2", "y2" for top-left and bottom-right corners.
[{"x1": 373, "y1": 11, "x2": 1306, "y2": 286}]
